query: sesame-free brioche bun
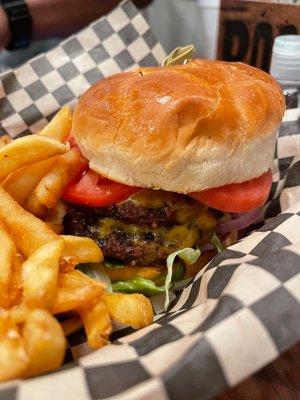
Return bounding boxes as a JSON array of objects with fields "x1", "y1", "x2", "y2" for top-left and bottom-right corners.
[{"x1": 72, "y1": 60, "x2": 285, "y2": 193}]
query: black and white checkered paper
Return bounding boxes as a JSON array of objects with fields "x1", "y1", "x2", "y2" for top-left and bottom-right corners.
[
  {"x1": 0, "y1": 0, "x2": 165, "y2": 138},
  {"x1": 0, "y1": 2, "x2": 299, "y2": 399}
]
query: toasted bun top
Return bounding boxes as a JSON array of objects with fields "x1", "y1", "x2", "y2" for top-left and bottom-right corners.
[{"x1": 72, "y1": 60, "x2": 285, "y2": 193}]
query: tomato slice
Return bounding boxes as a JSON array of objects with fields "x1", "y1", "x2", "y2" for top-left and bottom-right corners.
[
  {"x1": 62, "y1": 169, "x2": 141, "y2": 207},
  {"x1": 190, "y1": 170, "x2": 272, "y2": 213}
]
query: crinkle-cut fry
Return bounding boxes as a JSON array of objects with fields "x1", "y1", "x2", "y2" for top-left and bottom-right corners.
[
  {"x1": 25, "y1": 191, "x2": 47, "y2": 219},
  {"x1": 62, "y1": 235, "x2": 103, "y2": 264},
  {"x1": 61, "y1": 314, "x2": 83, "y2": 336},
  {"x1": 103, "y1": 293, "x2": 154, "y2": 329},
  {"x1": 22, "y1": 239, "x2": 64, "y2": 310},
  {"x1": 0, "y1": 135, "x2": 12, "y2": 149},
  {"x1": 0, "y1": 135, "x2": 68, "y2": 181},
  {"x1": 0, "y1": 313, "x2": 29, "y2": 382},
  {"x1": 0, "y1": 185, "x2": 58, "y2": 258},
  {"x1": 2, "y1": 157, "x2": 57, "y2": 206},
  {"x1": 22, "y1": 309, "x2": 66, "y2": 378},
  {"x1": 35, "y1": 149, "x2": 87, "y2": 209},
  {"x1": 38, "y1": 106, "x2": 72, "y2": 142},
  {"x1": 51, "y1": 270, "x2": 105, "y2": 314},
  {"x1": 78, "y1": 296, "x2": 112, "y2": 349},
  {"x1": 0, "y1": 223, "x2": 16, "y2": 309}
]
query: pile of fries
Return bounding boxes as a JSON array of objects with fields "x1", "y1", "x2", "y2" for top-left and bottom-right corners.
[{"x1": 0, "y1": 107, "x2": 153, "y2": 382}]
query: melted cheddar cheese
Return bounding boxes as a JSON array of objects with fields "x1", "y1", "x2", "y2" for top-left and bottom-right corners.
[{"x1": 98, "y1": 190, "x2": 217, "y2": 251}]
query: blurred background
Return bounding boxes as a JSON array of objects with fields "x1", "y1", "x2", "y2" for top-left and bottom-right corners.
[
  {"x1": 0, "y1": 0, "x2": 299, "y2": 73},
  {"x1": 145, "y1": 0, "x2": 300, "y2": 70}
]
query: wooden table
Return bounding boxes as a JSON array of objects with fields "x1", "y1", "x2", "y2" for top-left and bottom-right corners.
[{"x1": 217, "y1": 343, "x2": 300, "y2": 400}]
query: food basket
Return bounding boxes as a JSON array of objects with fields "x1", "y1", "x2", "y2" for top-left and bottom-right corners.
[{"x1": 0, "y1": 1, "x2": 299, "y2": 399}]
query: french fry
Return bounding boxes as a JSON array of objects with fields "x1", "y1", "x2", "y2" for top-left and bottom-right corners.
[
  {"x1": 0, "y1": 313, "x2": 29, "y2": 382},
  {"x1": 22, "y1": 239, "x2": 64, "y2": 309},
  {"x1": 59, "y1": 234, "x2": 103, "y2": 272},
  {"x1": 9, "y1": 256, "x2": 23, "y2": 308},
  {"x1": 61, "y1": 314, "x2": 83, "y2": 336},
  {"x1": 59, "y1": 256, "x2": 79, "y2": 272},
  {"x1": 47, "y1": 223, "x2": 64, "y2": 235},
  {"x1": 35, "y1": 149, "x2": 87, "y2": 209},
  {"x1": 2, "y1": 157, "x2": 57, "y2": 206},
  {"x1": 0, "y1": 135, "x2": 12, "y2": 149},
  {"x1": 39, "y1": 106, "x2": 72, "y2": 142},
  {"x1": 78, "y1": 297, "x2": 112, "y2": 349},
  {"x1": 25, "y1": 191, "x2": 47, "y2": 219},
  {"x1": 0, "y1": 224, "x2": 15, "y2": 308},
  {"x1": 45, "y1": 201, "x2": 67, "y2": 234},
  {"x1": 8, "y1": 304, "x2": 28, "y2": 324},
  {"x1": 0, "y1": 108, "x2": 161, "y2": 382},
  {"x1": 0, "y1": 135, "x2": 68, "y2": 181},
  {"x1": 62, "y1": 235, "x2": 103, "y2": 264},
  {"x1": 0, "y1": 185, "x2": 58, "y2": 257},
  {"x1": 103, "y1": 293, "x2": 154, "y2": 329},
  {"x1": 52, "y1": 270, "x2": 105, "y2": 314},
  {"x1": 22, "y1": 309, "x2": 66, "y2": 377}
]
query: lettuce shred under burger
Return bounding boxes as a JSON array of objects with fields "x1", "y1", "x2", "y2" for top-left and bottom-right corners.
[{"x1": 63, "y1": 189, "x2": 260, "y2": 310}]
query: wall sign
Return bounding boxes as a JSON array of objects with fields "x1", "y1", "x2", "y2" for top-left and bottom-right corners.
[{"x1": 218, "y1": 0, "x2": 300, "y2": 71}]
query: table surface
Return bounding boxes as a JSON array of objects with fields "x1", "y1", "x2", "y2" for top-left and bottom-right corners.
[{"x1": 216, "y1": 343, "x2": 300, "y2": 400}]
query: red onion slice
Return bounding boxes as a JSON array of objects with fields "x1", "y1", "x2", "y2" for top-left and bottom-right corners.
[
  {"x1": 201, "y1": 242, "x2": 215, "y2": 252},
  {"x1": 216, "y1": 209, "x2": 263, "y2": 236}
]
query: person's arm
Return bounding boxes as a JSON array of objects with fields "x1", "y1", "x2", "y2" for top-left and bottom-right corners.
[
  {"x1": 0, "y1": 6, "x2": 11, "y2": 49},
  {"x1": 0, "y1": 0, "x2": 152, "y2": 49},
  {"x1": 28, "y1": 0, "x2": 120, "y2": 39}
]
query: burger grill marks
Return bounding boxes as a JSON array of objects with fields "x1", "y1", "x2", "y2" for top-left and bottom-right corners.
[
  {"x1": 71, "y1": 200, "x2": 176, "y2": 228},
  {"x1": 63, "y1": 190, "x2": 217, "y2": 266}
]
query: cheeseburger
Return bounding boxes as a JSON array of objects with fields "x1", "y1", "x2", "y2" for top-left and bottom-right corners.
[{"x1": 62, "y1": 60, "x2": 285, "y2": 295}]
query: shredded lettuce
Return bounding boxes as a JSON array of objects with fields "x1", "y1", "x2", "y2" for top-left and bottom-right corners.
[
  {"x1": 78, "y1": 248, "x2": 201, "y2": 311},
  {"x1": 210, "y1": 232, "x2": 224, "y2": 253},
  {"x1": 171, "y1": 261, "x2": 186, "y2": 282},
  {"x1": 112, "y1": 277, "x2": 166, "y2": 297},
  {"x1": 155, "y1": 261, "x2": 186, "y2": 287},
  {"x1": 165, "y1": 248, "x2": 201, "y2": 311},
  {"x1": 76, "y1": 263, "x2": 113, "y2": 293}
]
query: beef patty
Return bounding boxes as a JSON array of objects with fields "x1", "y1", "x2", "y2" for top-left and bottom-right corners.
[{"x1": 63, "y1": 190, "x2": 217, "y2": 265}]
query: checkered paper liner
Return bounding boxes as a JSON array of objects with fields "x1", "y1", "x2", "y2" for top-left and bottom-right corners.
[
  {"x1": 0, "y1": 0, "x2": 165, "y2": 138},
  {"x1": 0, "y1": 1, "x2": 299, "y2": 399}
]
